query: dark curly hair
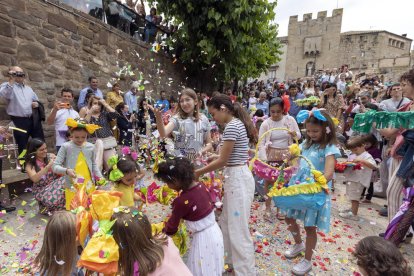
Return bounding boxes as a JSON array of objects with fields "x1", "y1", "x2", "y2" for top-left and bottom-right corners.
[
  {"x1": 108, "y1": 156, "x2": 139, "y2": 180},
  {"x1": 400, "y1": 68, "x2": 414, "y2": 86},
  {"x1": 154, "y1": 156, "x2": 194, "y2": 190},
  {"x1": 353, "y1": 236, "x2": 411, "y2": 276}
]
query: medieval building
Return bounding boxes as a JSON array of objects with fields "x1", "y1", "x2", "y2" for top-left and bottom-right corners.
[{"x1": 269, "y1": 9, "x2": 412, "y2": 81}]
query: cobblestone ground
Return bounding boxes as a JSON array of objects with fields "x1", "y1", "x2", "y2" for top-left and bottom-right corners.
[{"x1": 1, "y1": 172, "x2": 413, "y2": 275}]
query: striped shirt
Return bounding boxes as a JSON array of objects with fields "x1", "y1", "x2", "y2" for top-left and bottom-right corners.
[{"x1": 222, "y1": 118, "x2": 249, "y2": 165}]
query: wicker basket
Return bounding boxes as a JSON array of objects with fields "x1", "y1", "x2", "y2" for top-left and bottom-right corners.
[{"x1": 249, "y1": 127, "x2": 298, "y2": 182}]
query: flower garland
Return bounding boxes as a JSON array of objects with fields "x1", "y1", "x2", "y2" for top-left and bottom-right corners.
[
  {"x1": 294, "y1": 96, "x2": 321, "y2": 106},
  {"x1": 268, "y1": 168, "x2": 329, "y2": 197},
  {"x1": 352, "y1": 110, "x2": 414, "y2": 133}
]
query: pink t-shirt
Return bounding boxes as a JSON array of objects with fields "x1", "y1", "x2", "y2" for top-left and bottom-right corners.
[{"x1": 148, "y1": 238, "x2": 192, "y2": 276}]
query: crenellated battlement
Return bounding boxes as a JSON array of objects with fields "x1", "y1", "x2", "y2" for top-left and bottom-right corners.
[{"x1": 289, "y1": 8, "x2": 343, "y2": 23}]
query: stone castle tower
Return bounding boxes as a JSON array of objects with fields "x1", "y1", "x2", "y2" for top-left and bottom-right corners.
[{"x1": 285, "y1": 9, "x2": 343, "y2": 79}]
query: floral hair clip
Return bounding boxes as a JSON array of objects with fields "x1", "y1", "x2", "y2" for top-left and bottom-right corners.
[
  {"x1": 107, "y1": 155, "x2": 124, "y2": 182},
  {"x1": 296, "y1": 108, "x2": 327, "y2": 124},
  {"x1": 121, "y1": 146, "x2": 139, "y2": 161}
]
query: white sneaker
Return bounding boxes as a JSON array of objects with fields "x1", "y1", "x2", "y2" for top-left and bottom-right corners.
[
  {"x1": 284, "y1": 242, "x2": 305, "y2": 258},
  {"x1": 339, "y1": 211, "x2": 359, "y2": 221},
  {"x1": 292, "y1": 259, "x2": 312, "y2": 275}
]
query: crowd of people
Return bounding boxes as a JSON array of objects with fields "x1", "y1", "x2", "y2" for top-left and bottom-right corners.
[{"x1": 0, "y1": 64, "x2": 414, "y2": 275}]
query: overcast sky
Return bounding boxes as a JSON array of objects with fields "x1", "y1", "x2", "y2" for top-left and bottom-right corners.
[{"x1": 275, "y1": 0, "x2": 414, "y2": 41}]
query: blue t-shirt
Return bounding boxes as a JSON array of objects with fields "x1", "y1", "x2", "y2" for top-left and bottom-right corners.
[
  {"x1": 155, "y1": 99, "x2": 170, "y2": 112},
  {"x1": 288, "y1": 93, "x2": 305, "y2": 119}
]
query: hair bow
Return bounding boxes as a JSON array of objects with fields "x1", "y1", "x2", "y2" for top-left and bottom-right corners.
[
  {"x1": 296, "y1": 109, "x2": 327, "y2": 124},
  {"x1": 121, "y1": 146, "x2": 138, "y2": 161},
  {"x1": 66, "y1": 118, "x2": 101, "y2": 134},
  {"x1": 108, "y1": 155, "x2": 124, "y2": 182}
]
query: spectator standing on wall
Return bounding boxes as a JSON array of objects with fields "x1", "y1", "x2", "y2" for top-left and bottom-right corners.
[
  {"x1": 77, "y1": 76, "x2": 103, "y2": 110},
  {"x1": 144, "y1": 7, "x2": 161, "y2": 43},
  {"x1": 46, "y1": 88, "x2": 79, "y2": 153},
  {"x1": 0, "y1": 66, "x2": 45, "y2": 154},
  {"x1": 155, "y1": 90, "x2": 170, "y2": 112}
]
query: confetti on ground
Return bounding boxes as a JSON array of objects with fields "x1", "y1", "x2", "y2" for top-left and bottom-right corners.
[{"x1": 1, "y1": 173, "x2": 414, "y2": 275}]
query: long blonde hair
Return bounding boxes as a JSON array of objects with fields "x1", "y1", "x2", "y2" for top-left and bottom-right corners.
[
  {"x1": 176, "y1": 88, "x2": 200, "y2": 122},
  {"x1": 112, "y1": 208, "x2": 168, "y2": 276},
  {"x1": 34, "y1": 211, "x2": 77, "y2": 276}
]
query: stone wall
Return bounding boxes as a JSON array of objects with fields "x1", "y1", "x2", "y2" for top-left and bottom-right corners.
[{"x1": 0, "y1": 0, "x2": 186, "y2": 148}]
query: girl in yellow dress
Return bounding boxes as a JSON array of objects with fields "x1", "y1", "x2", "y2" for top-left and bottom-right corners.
[
  {"x1": 52, "y1": 118, "x2": 104, "y2": 209},
  {"x1": 108, "y1": 155, "x2": 143, "y2": 207}
]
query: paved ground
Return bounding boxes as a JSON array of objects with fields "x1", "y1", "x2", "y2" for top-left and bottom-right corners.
[{"x1": 1, "y1": 173, "x2": 413, "y2": 275}]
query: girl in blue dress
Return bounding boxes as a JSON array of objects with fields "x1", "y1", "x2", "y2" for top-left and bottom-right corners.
[{"x1": 282, "y1": 109, "x2": 340, "y2": 275}]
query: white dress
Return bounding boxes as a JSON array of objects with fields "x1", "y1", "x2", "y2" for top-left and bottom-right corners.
[{"x1": 185, "y1": 211, "x2": 224, "y2": 276}]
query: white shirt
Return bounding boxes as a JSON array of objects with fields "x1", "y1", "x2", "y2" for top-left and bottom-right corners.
[
  {"x1": 379, "y1": 97, "x2": 411, "y2": 112},
  {"x1": 259, "y1": 116, "x2": 301, "y2": 148},
  {"x1": 337, "y1": 81, "x2": 346, "y2": 93},
  {"x1": 55, "y1": 108, "x2": 79, "y2": 146},
  {"x1": 344, "y1": 151, "x2": 377, "y2": 187},
  {"x1": 248, "y1": 97, "x2": 257, "y2": 112}
]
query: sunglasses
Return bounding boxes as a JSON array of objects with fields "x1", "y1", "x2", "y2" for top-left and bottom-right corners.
[{"x1": 10, "y1": 72, "x2": 26, "y2": 78}]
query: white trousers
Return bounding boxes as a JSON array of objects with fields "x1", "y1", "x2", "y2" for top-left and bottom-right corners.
[
  {"x1": 220, "y1": 165, "x2": 256, "y2": 276},
  {"x1": 94, "y1": 139, "x2": 116, "y2": 172}
]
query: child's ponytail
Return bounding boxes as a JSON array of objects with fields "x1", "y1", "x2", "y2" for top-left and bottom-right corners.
[{"x1": 208, "y1": 94, "x2": 258, "y2": 144}]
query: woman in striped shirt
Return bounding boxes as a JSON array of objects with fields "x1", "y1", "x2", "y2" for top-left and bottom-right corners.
[{"x1": 195, "y1": 94, "x2": 258, "y2": 275}]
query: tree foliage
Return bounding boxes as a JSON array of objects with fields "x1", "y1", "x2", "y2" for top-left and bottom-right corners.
[{"x1": 154, "y1": 0, "x2": 282, "y2": 82}]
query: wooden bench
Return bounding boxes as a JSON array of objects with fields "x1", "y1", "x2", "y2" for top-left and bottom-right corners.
[{"x1": 0, "y1": 169, "x2": 31, "y2": 205}]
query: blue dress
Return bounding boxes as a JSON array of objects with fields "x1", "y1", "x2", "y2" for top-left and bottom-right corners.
[{"x1": 281, "y1": 143, "x2": 340, "y2": 233}]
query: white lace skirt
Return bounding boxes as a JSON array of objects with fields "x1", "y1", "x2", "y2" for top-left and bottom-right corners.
[{"x1": 186, "y1": 211, "x2": 224, "y2": 276}]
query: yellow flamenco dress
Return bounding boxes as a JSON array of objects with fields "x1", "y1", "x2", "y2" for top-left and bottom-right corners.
[{"x1": 65, "y1": 151, "x2": 96, "y2": 210}]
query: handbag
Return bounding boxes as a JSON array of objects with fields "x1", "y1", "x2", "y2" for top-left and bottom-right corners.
[{"x1": 101, "y1": 136, "x2": 117, "y2": 150}]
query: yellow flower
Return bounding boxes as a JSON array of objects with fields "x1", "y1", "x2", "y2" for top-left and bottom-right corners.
[
  {"x1": 332, "y1": 117, "x2": 339, "y2": 126},
  {"x1": 289, "y1": 144, "x2": 301, "y2": 157}
]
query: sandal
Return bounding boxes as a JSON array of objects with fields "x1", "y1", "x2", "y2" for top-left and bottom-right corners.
[
  {"x1": 276, "y1": 213, "x2": 286, "y2": 220},
  {"x1": 263, "y1": 211, "x2": 274, "y2": 223}
]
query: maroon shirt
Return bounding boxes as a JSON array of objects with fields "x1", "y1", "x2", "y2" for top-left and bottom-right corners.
[{"x1": 164, "y1": 183, "x2": 214, "y2": 235}]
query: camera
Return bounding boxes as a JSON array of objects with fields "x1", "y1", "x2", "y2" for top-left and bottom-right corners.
[{"x1": 60, "y1": 102, "x2": 71, "y2": 109}]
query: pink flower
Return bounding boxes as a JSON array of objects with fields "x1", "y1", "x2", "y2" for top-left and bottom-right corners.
[
  {"x1": 121, "y1": 146, "x2": 131, "y2": 155},
  {"x1": 131, "y1": 151, "x2": 138, "y2": 161}
]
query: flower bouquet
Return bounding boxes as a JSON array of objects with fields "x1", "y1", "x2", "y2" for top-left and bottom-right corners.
[{"x1": 334, "y1": 161, "x2": 362, "y2": 173}]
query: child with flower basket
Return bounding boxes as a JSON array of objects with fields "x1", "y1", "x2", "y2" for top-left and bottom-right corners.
[{"x1": 273, "y1": 109, "x2": 340, "y2": 275}]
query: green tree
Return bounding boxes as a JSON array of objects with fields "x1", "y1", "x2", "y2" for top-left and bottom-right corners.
[{"x1": 154, "y1": 0, "x2": 281, "y2": 84}]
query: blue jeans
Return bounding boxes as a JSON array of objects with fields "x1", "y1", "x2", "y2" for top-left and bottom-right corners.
[{"x1": 145, "y1": 28, "x2": 157, "y2": 43}]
